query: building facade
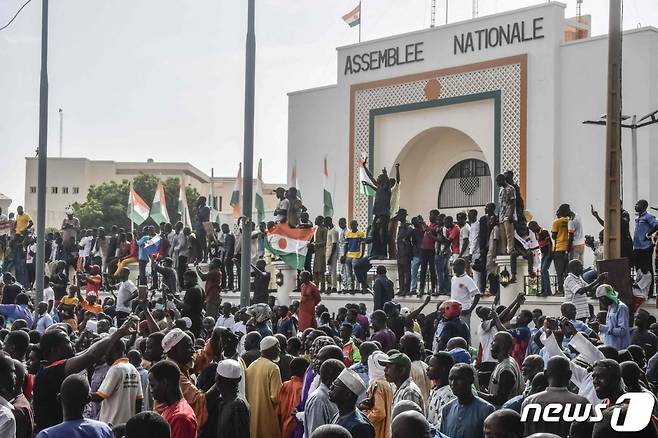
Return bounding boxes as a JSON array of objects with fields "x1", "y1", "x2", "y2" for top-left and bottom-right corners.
[
  {"x1": 288, "y1": 3, "x2": 658, "y2": 238},
  {"x1": 24, "y1": 157, "x2": 281, "y2": 228}
]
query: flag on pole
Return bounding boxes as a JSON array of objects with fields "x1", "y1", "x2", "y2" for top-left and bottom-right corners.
[
  {"x1": 264, "y1": 223, "x2": 317, "y2": 270},
  {"x1": 177, "y1": 179, "x2": 191, "y2": 227},
  {"x1": 358, "y1": 156, "x2": 377, "y2": 196},
  {"x1": 127, "y1": 182, "x2": 150, "y2": 225},
  {"x1": 150, "y1": 181, "x2": 171, "y2": 224},
  {"x1": 255, "y1": 159, "x2": 265, "y2": 224},
  {"x1": 323, "y1": 157, "x2": 334, "y2": 217},
  {"x1": 292, "y1": 162, "x2": 302, "y2": 200},
  {"x1": 230, "y1": 163, "x2": 242, "y2": 220},
  {"x1": 342, "y1": 3, "x2": 361, "y2": 27}
]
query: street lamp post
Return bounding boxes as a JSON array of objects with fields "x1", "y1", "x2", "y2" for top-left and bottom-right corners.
[
  {"x1": 583, "y1": 109, "x2": 658, "y2": 205},
  {"x1": 34, "y1": 0, "x2": 49, "y2": 303},
  {"x1": 240, "y1": 0, "x2": 256, "y2": 308}
]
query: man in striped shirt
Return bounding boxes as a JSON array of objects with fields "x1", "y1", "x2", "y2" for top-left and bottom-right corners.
[{"x1": 563, "y1": 260, "x2": 607, "y2": 321}]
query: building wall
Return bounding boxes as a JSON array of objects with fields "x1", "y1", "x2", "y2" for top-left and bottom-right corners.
[
  {"x1": 558, "y1": 28, "x2": 658, "y2": 238},
  {"x1": 288, "y1": 2, "x2": 658, "y2": 246}
]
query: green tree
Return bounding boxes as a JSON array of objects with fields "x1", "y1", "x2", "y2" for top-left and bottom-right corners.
[{"x1": 73, "y1": 173, "x2": 200, "y2": 230}]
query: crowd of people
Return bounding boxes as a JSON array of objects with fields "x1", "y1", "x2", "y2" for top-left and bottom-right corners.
[{"x1": 0, "y1": 172, "x2": 657, "y2": 438}]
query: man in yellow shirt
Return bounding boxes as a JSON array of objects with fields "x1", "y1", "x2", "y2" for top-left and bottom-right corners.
[
  {"x1": 343, "y1": 220, "x2": 366, "y2": 292},
  {"x1": 14, "y1": 206, "x2": 33, "y2": 235},
  {"x1": 551, "y1": 204, "x2": 571, "y2": 295}
]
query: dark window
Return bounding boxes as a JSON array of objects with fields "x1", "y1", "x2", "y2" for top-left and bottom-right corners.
[{"x1": 438, "y1": 159, "x2": 492, "y2": 208}]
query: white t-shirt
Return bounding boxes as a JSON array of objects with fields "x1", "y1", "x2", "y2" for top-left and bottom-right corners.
[
  {"x1": 468, "y1": 221, "x2": 480, "y2": 258},
  {"x1": 459, "y1": 223, "x2": 470, "y2": 255},
  {"x1": 568, "y1": 214, "x2": 585, "y2": 247},
  {"x1": 97, "y1": 358, "x2": 143, "y2": 426},
  {"x1": 478, "y1": 320, "x2": 497, "y2": 363},
  {"x1": 215, "y1": 314, "x2": 236, "y2": 329},
  {"x1": 450, "y1": 273, "x2": 480, "y2": 311},
  {"x1": 79, "y1": 236, "x2": 94, "y2": 257},
  {"x1": 326, "y1": 228, "x2": 339, "y2": 259},
  {"x1": 43, "y1": 287, "x2": 54, "y2": 304},
  {"x1": 116, "y1": 280, "x2": 137, "y2": 314}
]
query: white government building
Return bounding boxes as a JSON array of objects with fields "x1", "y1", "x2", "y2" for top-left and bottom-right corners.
[
  {"x1": 24, "y1": 157, "x2": 282, "y2": 229},
  {"x1": 287, "y1": 2, "x2": 658, "y2": 241}
]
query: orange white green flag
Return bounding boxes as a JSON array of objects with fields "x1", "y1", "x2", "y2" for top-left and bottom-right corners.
[
  {"x1": 264, "y1": 223, "x2": 317, "y2": 270},
  {"x1": 342, "y1": 3, "x2": 361, "y2": 27},
  {"x1": 255, "y1": 159, "x2": 265, "y2": 224},
  {"x1": 323, "y1": 157, "x2": 334, "y2": 217},
  {"x1": 230, "y1": 163, "x2": 242, "y2": 220},
  {"x1": 177, "y1": 179, "x2": 191, "y2": 227},
  {"x1": 150, "y1": 181, "x2": 170, "y2": 224},
  {"x1": 127, "y1": 182, "x2": 150, "y2": 225}
]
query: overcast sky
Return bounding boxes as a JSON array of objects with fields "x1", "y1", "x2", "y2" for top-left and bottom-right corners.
[{"x1": 1, "y1": 0, "x2": 657, "y2": 208}]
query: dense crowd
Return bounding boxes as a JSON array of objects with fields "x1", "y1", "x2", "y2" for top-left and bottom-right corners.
[{"x1": 0, "y1": 175, "x2": 657, "y2": 438}]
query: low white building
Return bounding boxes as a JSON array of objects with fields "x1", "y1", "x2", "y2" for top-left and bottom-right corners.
[
  {"x1": 287, "y1": 2, "x2": 658, "y2": 242},
  {"x1": 24, "y1": 157, "x2": 282, "y2": 228}
]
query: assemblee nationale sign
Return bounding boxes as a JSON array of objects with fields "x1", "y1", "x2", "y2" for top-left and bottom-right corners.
[
  {"x1": 453, "y1": 17, "x2": 545, "y2": 54},
  {"x1": 343, "y1": 17, "x2": 545, "y2": 75}
]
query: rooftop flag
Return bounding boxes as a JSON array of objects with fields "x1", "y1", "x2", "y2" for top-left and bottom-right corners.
[{"x1": 342, "y1": 3, "x2": 361, "y2": 28}]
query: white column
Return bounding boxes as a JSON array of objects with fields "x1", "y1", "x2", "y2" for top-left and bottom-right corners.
[
  {"x1": 272, "y1": 260, "x2": 297, "y2": 306},
  {"x1": 495, "y1": 255, "x2": 527, "y2": 307}
]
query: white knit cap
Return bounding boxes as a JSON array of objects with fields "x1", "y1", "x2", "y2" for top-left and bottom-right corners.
[
  {"x1": 216, "y1": 359, "x2": 242, "y2": 380},
  {"x1": 260, "y1": 335, "x2": 279, "y2": 352},
  {"x1": 162, "y1": 328, "x2": 187, "y2": 353},
  {"x1": 337, "y1": 368, "x2": 367, "y2": 396}
]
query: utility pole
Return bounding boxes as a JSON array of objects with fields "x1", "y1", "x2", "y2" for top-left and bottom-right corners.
[
  {"x1": 240, "y1": 0, "x2": 255, "y2": 308},
  {"x1": 603, "y1": 0, "x2": 622, "y2": 259},
  {"x1": 34, "y1": 0, "x2": 49, "y2": 304},
  {"x1": 58, "y1": 108, "x2": 63, "y2": 157}
]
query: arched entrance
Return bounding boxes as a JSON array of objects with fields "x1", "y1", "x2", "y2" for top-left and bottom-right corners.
[{"x1": 394, "y1": 126, "x2": 490, "y2": 217}]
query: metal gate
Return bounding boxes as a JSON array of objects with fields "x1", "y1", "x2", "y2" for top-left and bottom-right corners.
[{"x1": 438, "y1": 159, "x2": 492, "y2": 209}]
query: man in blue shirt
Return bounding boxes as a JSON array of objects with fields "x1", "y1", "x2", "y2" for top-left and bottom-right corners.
[
  {"x1": 0, "y1": 293, "x2": 33, "y2": 328},
  {"x1": 633, "y1": 200, "x2": 658, "y2": 297},
  {"x1": 136, "y1": 227, "x2": 154, "y2": 287},
  {"x1": 36, "y1": 374, "x2": 113, "y2": 438},
  {"x1": 440, "y1": 363, "x2": 495, "y2": 438}
]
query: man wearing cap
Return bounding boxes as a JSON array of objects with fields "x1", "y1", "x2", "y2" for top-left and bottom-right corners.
[
  {"x1": 156, "y1": 327, "x2": 220, "y2": 429},
  {"x1": 329, "y1": 368, "x2": 375, "y2": 438},
  {"x1": 305, "y1": 358, "x2": 345, "y2": 438},
  {"x1": 61, "y1": 207, "x2": 80, "y2": 245},
  {"x1": 380, "y1": 352, "x2": 424, "y2": 412},
  {"x1": 245, "y1": 335, "x2": 283, "y2": 438},
  {"x1": 203, "y1": 359, "x2": 250, "y2": 438}
]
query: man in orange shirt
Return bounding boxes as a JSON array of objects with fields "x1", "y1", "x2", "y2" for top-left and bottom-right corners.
[{"x1": 278, "y1": 357, "x2": 308, "y2": 438}]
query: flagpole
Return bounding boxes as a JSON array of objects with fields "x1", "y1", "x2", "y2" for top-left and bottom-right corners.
[{"x1": 359, "y1": 1, "x2": 362, "y2": 42}]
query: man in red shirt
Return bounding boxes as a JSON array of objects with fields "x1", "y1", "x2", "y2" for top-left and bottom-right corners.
[{"x1": 149, "y1": 360, "x2": 198, "y2": 438}]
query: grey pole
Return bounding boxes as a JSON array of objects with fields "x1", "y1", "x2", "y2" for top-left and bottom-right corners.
[
  {"x1": 630, "y1": 114, "x2": 638, "y2": 203},
  {"x1": 35, "y1": 0, "x2": 49, "y2": 303},
  {"x1": 240, "y1": 0, "x2": 255, "y2": 308}
]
